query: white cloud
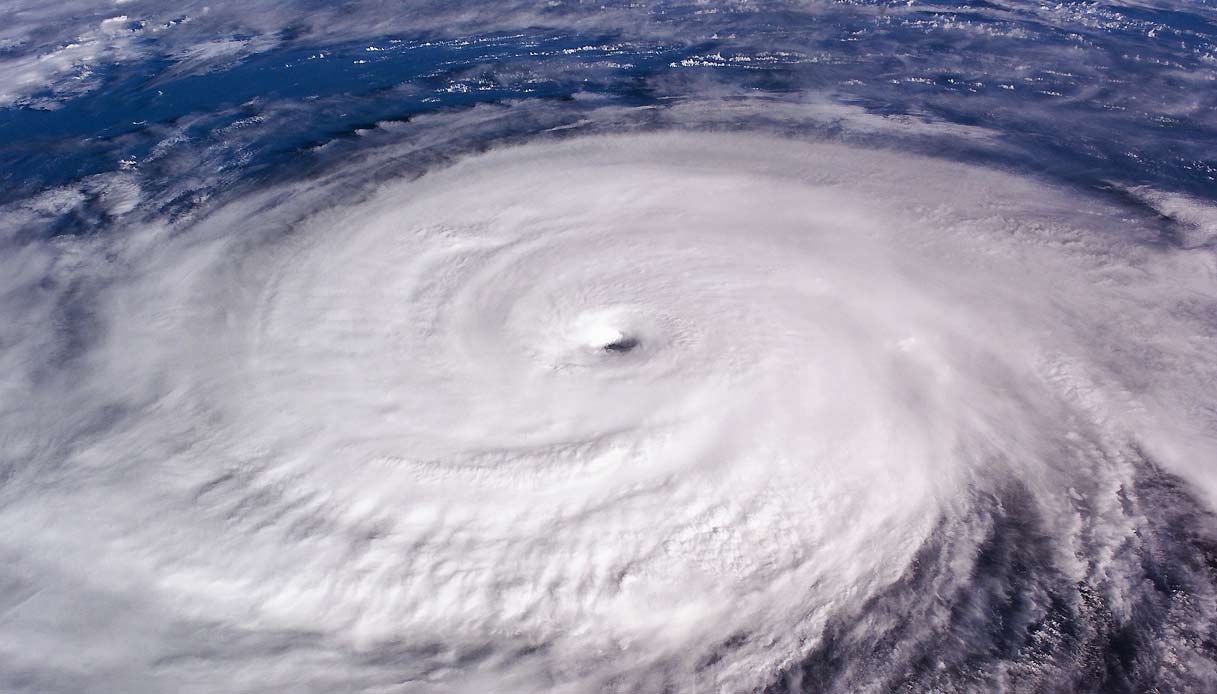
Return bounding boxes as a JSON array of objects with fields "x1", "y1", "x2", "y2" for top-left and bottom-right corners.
[{"x1": 5, "y1": 130, "x2": 1217, "y2": 689}]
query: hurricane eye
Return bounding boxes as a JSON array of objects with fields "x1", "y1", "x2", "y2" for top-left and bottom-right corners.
[{"x1": 602, "y1": 335, "x2": 639, "y2": 353}]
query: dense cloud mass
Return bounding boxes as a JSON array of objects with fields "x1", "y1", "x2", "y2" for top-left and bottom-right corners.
[{"x1": 4, "y1": 1, "x2": 1217, "y2": 693}]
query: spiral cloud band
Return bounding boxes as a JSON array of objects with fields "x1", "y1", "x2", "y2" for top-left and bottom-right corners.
[{"x1": 4, "y1": 129, "x2": 1217, "y2": 692}]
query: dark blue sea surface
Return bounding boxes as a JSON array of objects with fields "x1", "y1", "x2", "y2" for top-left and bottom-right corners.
[{"x1": 5, "y1": 1, "x2": 1216, "y2": 219}]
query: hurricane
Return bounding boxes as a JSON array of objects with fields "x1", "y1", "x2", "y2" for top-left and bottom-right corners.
[{"x1": 4, "y1": 2, "x2": 1217, "y2": 693}]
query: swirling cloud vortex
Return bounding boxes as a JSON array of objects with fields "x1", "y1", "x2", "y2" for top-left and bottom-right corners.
[{"x1": 8, "y1": 132, "x2": 1217, "y2": 692}]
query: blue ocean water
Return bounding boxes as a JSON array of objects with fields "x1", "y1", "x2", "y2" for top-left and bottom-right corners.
[{"x1": 5, "y1": 1, "x2": 1216, "y2": 218}]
